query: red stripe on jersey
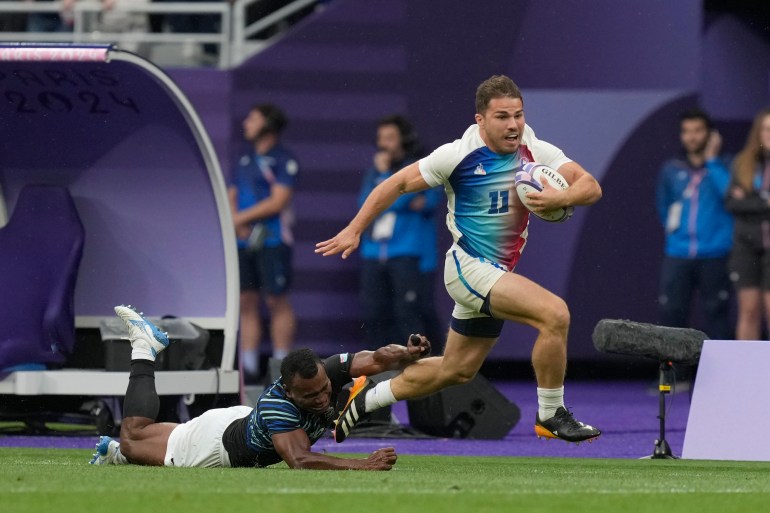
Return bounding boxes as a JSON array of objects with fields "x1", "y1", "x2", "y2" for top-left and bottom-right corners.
[
  {"x1": 519, "y1": 145, "x2": 535, "y2": 165},
  {"x1": 502, "y1": 145, "x2": 533, "y2": 269},
  {"x1": 504, "y1": 214, "x2": 530, "y2": 269}
]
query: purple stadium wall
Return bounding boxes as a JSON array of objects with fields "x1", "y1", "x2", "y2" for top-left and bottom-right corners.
[
  {"x1": 5, "y1": 0, "x2": 768, "y2": 366},
  {"x1": 141, "y1": 0, "x2": 770, "y2": 361},
  {"x1": 223, "y1": 0, "x2": 704, "y2": 360}
]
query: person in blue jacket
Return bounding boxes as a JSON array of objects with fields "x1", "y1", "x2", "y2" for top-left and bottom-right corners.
[
  {"x1": 229, "y1": 104, "x2": 299, "y2": 382},
  {"x1": 656, "y1": 108, "x2": 734, "y2": 341},
  {"x1": 358, "y1": 115, "x2": 441, "y2": 349}
]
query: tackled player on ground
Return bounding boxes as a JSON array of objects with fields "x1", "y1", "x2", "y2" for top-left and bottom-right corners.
[{"x1": 90, "y1": 305, "x2": 430, "y2": 470}]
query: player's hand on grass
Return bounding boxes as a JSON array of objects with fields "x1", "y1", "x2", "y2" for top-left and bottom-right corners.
[
  {"x1": 363, "y1": 447, "x2": 397, "y2": 470},
  {"x1": 406, "y1": 334, "x2": 431, "y2": 359},
  {"x1": 315, "y1": 226, "x2": 361, "y2": 259}
]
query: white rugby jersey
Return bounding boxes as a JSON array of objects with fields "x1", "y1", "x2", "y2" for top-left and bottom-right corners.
[{"x1": 419, "y1": 124, "x2": 571, "y2": 269}]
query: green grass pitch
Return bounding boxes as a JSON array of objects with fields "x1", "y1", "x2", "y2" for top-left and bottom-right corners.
[{"x1": 2, "y1": 448, "x2": 770, "y2": 513}]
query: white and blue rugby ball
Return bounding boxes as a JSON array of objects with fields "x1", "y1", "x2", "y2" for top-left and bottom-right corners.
[{"x1": 514, "y1": 162, "x2": 574, "y2": 223}]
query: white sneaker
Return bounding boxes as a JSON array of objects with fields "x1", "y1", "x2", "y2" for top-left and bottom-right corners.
[
  {"x1": 89, "y1": 436, "x2": 127, "y2": 465},
  {"x1": 114, "y1": 305, "x2": 170, "y2": 358}
]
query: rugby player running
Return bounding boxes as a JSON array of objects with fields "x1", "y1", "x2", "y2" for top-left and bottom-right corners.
[{"x1": 317, "y1": 75, "x2": 603, "y2": 444}]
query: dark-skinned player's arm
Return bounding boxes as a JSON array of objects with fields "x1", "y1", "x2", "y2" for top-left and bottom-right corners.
[
  {"x1": 315, "y1": 162, "x2": 430, "y2": 259},
  {"x1": 348, "y1": 334, "x2": 432, "y2": 378},
  {"x1": 272, "y1": 428, "x2": 396, "y2": 470}
]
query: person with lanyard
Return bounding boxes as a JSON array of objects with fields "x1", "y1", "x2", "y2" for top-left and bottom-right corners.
[
  {"x1": 357, "y1": 115, "x2": 441, "y2": 349},
  {"x1": 655, "y1": 108, "x2": 734, "y2": 346}
]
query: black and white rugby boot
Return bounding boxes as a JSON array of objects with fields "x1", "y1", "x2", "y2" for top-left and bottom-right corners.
[
  {"x1": 535, "y1": 406, "x2": 601, "y2": 443},
  {"x1": 333, "y1": 376, "x2": 375, "y2": 443}
]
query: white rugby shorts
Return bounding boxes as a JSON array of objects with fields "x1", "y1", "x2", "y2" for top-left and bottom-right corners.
[
  {"x1": 444, "y1": 243, "x2": 508, "y2": 319},
  {"x1": 164, "y1": 405, "x2": 252, "y2": 468}
]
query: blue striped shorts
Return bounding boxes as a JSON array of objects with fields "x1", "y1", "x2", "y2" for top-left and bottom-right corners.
[{"x1": 443, "y1": 243, "x2": 508, "y2": 320}]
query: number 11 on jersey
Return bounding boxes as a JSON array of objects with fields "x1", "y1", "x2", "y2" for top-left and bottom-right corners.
[{"x1": 488, "y1": 190, "x2": 509, "y2": 214}]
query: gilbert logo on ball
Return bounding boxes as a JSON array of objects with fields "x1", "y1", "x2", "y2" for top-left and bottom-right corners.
[{"x1": 514, "y1": 163, "x2": 574, "y2": 223}]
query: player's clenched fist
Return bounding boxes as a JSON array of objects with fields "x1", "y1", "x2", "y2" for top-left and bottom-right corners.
[
  {"x1": 363, "y1": 447, "x2": 397, "y2": 470},
  {"x1": 406, "y1": 334, "x2": 431, "y2": 359}
]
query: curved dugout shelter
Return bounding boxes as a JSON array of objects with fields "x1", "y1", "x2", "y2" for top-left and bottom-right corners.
[{"x1": 0, "y1": 44, "x2": 238, "y2": 395}]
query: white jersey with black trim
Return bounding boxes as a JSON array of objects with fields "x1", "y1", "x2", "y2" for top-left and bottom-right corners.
[{"x1": 419, "y1": 123, "x2": 571, "y2": 270}]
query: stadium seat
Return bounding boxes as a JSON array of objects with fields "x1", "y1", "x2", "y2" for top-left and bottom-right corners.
[{"x1": 0, "y1": 185, "x2": 85, "y2": 371}]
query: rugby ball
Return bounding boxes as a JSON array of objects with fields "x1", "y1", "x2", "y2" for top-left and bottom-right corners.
[{"x1": 514, "y1": 162, "x2": 574, "y2": 223}]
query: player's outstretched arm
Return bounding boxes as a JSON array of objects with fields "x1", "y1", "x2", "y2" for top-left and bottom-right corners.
[
  {"x1": 349, "y1": 334, "x2": 432, "y2": 377},
  {"x1": 315, "y1": 162, "x2": 429, "y2": 259},
  {"x1": 273, "y1": 429, "x2": 397, "y2": 470}
]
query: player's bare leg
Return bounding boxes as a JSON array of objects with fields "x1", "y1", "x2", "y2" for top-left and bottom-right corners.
[
  {"x1": 334, "y1": 330, "x2": 495, "y2": 442},
  {"x1": 487, "y1": 272, "x2": 568, "y2": 388},
  {"x1": 390, "y1": 331, "x2": 497, "y2": 398},
  {"x1": 487, "y1": 273, "x2": 599, "y2": 442},
  {"x1": 335, "y1": 272, "x2": 599, "y2": 443},
  {"x1": 120, "y1": 418, "x2": 177, "y2": 466},
  {"x1": 388, "y1": 273, "x2": 568, "y2": 394},
  {"x1": 92, "y1": 306, "x2": 176, "y2": 465}
]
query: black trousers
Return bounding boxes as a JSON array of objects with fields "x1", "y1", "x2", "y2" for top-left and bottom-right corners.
[
  {"x1": 659, "y1": 256, "x2": 732, "y2": 340},
  {"x1": 360, "y1": 257, "x2": 425, "y2": 349}
]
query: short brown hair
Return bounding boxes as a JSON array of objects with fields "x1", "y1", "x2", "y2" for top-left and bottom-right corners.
[{"x1": 475, "y1": 75, "x2": 523, "y2": 114}]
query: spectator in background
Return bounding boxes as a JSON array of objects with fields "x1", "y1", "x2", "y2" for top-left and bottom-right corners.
[
  {"x1": 26, "y1": 0, "x2": 73, "y2": 32},
  {"x1": 656, "y1": 108, "x2": 734, "y2": 344},
  {"x1": 96, "y1": 0, "x2": 150, "y2": 55},
  {"x1": 358, "y1": 115, "x2": 440, "y2": 349},
  {"x1": 725, "y1": 107, "x2": 770, "y2": 340},
  {"x1": 229, "y1": 104, "x2": 298, "y2": 383}
]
